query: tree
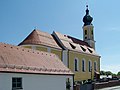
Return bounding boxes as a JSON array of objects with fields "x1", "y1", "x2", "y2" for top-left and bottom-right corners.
[
  {"x1": 112, "y1": 74, "x2": 117, "y2": 76},
  {"x1": 100, "y1": 71, "x2": 105, "y2": 75},
  {"x1": 117, "y1": 71, "x2": 120, "y2": 76},
  {"x1": 100, "y1": 71, "x2": 115, "y2": 75},
  {"x1": 105, "y1": 71, "x2": 113, "y2": 75}
]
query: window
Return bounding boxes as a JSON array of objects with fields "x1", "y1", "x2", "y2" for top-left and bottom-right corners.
[
  {"x1": 47, "y1": 47, "x2": 51, "y2": 52},
  {"x1": 82, "y1": 59, "x2": 86, "y2": 72},
  {"x1": 74, "y1": 58, "x2": 79, "y2": 71},
  {"x1": 91, "y1": 30, "x2": 93, "y2": 35},
  {"x1": 94, "y1": 62, "x2": 97, "y2": 71},
  {"x1": 88, "y1": 61, "x2": 92, "y2": 72},
  {"x1": 87, "y1": 48, "x2": 93, "y2": 53},
  {"x1": 85, "y1": 30, "x2": 87, "y2": 35},
  {"x1": 12, "y1": 77, "x2": 22, "y2": 90},
  {"x1": 69, "y1": 43, "x2": 76, "y2": 49},
  {"x1": 80, "y1": 46, "x2": 86, "y2": 52}
]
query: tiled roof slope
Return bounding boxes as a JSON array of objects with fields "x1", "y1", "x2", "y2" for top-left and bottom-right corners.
[
  {"x1": 53, "y1": 31, "x2": 99, "y2": 56},
  {"x1": 19, "y1": 29, "x2": 61, "y2": 49},
  {"x1": 67, "y1": 36, "x2": 90, "y2": 47},
  {"x1": 0, "y1": 43, "x2": 73, "y2": 75}
]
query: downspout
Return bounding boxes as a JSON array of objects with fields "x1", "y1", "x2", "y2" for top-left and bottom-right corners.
[
  {"x1": 68, "y1": 50, "x2": 69, "y2": 68},
  {"x1": 68, "y1": 50, "x2": 74, "y2": 90},
  {"x1": 73, "y1": 74, "x2": 75, "y2": 90},
  {"x1": 61, "y1": 50, "x2": 63, "y2": 61}
]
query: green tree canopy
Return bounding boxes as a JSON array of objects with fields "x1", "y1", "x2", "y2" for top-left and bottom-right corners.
[
  {"x1": 100, "y1": 71, "x2": 105, "y2": 75},
  {"x1": 100, "y1": 71, "x2": 115, "y2": 75},
  {"x1": 117, "y1": 71, "x2": 120, "y2": 76},
  {"x1": 105, "y1": 71, "x2": 113, "y2": 75}
]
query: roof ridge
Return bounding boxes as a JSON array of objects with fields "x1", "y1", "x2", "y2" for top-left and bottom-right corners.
[{"x1": 19, "y1": 30, "x2": 61, "y2": 49}]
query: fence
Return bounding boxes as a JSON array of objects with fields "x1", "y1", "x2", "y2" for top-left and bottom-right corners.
[
  {"x1": 94, "y1": 80, "x2": 120, "y2": 89},
  {"x1": 74, "y1": 84, "x2": 94, "y2": 90},
  {"x1": 74, "y1": 80, "x2": 120, "y2": 90}
]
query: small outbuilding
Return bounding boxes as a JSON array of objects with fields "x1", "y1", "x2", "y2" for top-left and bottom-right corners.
[{"x1": 0, "y1": 43, "x2": 74, "y2": 90}]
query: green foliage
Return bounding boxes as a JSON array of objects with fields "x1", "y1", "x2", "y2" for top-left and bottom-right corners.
[
  {"x1": 100, "y1": 71, "x2": 105, "y2": 75},
  {"x1": 117, "y1": 71, "x2": 120, "y2": 75},
  {"x1": 100, "y1": 71, "x2": 115, "y2": 75},
  {"x1": 105, "y1": 71, "x2": 113, "y2": 75},
  {"x1": 100, "y1": 71, "x2": 120, "y2": 76},
  {"x1": 66, "y1": 79, "x2": 71, "y2": 90},
  {"x1": 112, "y1": 74, "x2": 117, "y2": 76}
]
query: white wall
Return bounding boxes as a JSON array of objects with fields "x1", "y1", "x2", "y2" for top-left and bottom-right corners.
[{"x1": 0, "y1": 73, "x2": 73, "y2": 90}]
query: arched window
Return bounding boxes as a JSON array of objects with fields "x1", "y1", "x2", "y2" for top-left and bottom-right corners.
[
  {"x1": 88, "y1": 60, "x2": 92, "y2": 72},
  {"x1": 74, "y1": 58, "x2": 79, "y2": 71},
  {"x1": 82, "y1": 59, "x2": 86, "y2": 72},
  {"x1": 94, "y1": 61, "x2": 97, "y2": 71}
]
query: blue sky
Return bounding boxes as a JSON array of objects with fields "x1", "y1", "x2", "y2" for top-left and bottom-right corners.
[{"x1": 0, "y1": 0, "x2": 120, "y2": 74}]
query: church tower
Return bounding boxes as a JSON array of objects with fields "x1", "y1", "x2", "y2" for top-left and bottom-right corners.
[{"x1": 83, "y1": 5, "x2": 95, "y2": 49}]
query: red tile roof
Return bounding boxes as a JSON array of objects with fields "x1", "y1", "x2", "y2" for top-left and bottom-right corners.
[
  {"x1": 67, "y1": 36, "x2": 90, "y2": 47},
  {"x1": 19, "y1": 29, "x2": 61, "y2": 49},
  {"x1": 53, "y1": 31, "x2": 99, "y2": 56},
  {"x1": 0, "y1": 43, "x2": 73, "y2": 75}
]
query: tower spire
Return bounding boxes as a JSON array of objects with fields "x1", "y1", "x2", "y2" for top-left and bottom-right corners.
[
  {"x1": 83, "y1": 5, "x2": 93, "y2": 26},
  {"x1": 86, "y1": 5, "x2": 89, "y2": 15},
  {"x1": 82, "y1": 5, "x2": 95, "y2": 49}
]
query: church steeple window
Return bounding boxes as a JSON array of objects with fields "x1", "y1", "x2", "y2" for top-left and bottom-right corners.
[
  {"x1": 85, "y1": 30, "x2": 87, "y2": 35},
  {"x1": 85, "y1": 37, "x2": 87, "y2": 39},
  {"x1": 91, "y1": 30, "x2": 93, "y2": 35}
]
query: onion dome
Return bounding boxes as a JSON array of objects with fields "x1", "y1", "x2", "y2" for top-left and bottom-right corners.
[{"x1": 83, "y1": 5, "x2": 93, "y2": 26}]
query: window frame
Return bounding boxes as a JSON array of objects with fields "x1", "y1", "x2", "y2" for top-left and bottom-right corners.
[
  {"x1": 69, "y1": 43, "x2": 76, "y2": 49},
  {"x1": 74, "y1": 58, "x2": 79, "y2": 72},
  {"x1": 82, "y1": 59, "x2": 86, "y2": 72},
  {"x1": 94, "y1": 61, "x2": 97, "y2": 71},
  {"x1": 88, "y1": 60, "x2": 92, "y2": 72},
  {"x1": 91, "y1": 29, "x2": 93, "y2": 35},
  {"x1": 12, "y1": 77, "x2": 23, "y2": 90},
  {"x1": 80, "y1": 46, "x2": 86, "y2": 52}
]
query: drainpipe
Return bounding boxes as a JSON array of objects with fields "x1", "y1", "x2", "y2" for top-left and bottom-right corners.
[
  {"x1": 68, "y1": 50, "x2": 69, "y2": 68},
  {"x1": 73, "y1": 74, "x2": 75, "y2": 90}
]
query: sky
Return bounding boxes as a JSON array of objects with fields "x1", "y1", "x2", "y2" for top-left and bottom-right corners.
[{"x1": 0, "y1": 0, "x2": 120, "y2": 74}]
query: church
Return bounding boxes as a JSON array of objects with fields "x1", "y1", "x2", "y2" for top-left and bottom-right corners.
[{"x1": 19, "y1": 5, "x2": 100, "y2": 83}]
